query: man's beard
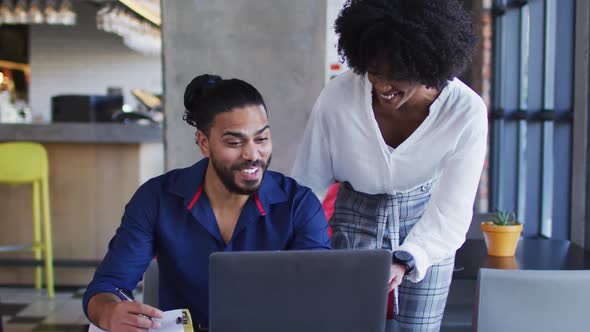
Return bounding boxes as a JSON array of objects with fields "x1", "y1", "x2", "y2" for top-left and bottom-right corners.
[{"x1": 210, "y1": 155, "x2": 271, "y2": 195}]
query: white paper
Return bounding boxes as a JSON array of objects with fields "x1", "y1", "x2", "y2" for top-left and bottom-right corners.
[
  {"x1": 152, "y1": 309, "x2": 189, "y2": 332},
  {"x1": 88, "y1": 309, "x2": 192, "y2": 332}
]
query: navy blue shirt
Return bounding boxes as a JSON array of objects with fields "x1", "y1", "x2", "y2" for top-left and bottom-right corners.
[{"x1": 83, "y1": 158, "x2": 331, "y2": 325}]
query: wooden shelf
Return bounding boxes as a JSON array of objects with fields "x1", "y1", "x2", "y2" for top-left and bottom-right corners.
[
  {"x1": 118, "y1": 0, "x2": 161, "y2": 26},
  {"x1": 0, "y1": 59, "x2": 30, "y2": 74}
]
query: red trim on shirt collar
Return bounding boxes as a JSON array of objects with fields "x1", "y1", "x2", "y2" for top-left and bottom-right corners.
[
  {"x1": 187, "y1": 185, "x2": 266, "y2": 216},
  {"x1": 254, "y1": 192, "x2": 266, "y2": 216},
  {"x1": 187, "y1": 184, "x2": 204, "y2": 210}
]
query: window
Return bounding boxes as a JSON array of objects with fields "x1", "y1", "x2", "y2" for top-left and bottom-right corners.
[{"x1": 489, "y1": 0, "x2": 574, "y2": 239}]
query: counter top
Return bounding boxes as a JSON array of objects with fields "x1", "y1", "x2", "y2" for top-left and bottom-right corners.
[
  {"x1": 453, "y1": 239, "x2": 590, "y2": 280},
  {"x1": 0, "y1": 123, "x2": 162, "y2": 144}
]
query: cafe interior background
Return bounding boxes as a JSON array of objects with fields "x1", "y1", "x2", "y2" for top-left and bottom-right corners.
[{"x1": 0, "y1": 0, "x2": 588, "y2": 331}]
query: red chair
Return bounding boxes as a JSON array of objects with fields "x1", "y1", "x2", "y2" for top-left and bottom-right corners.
[{"x1": 321, "y1": 183, "x2": 339, "y2": 237}]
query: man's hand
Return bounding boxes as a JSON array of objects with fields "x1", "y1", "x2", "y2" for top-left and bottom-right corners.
[
  {"x1": 105, "y1": 301, "x2": 163, "y2": 331},
  {"x1": 388, "y1": 263, "x2": 407, "y2": 292},
  {"x1": 88, "y1": 293, "x2": 164, "y2": 332}
]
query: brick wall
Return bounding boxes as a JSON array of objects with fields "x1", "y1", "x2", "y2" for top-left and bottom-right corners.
[
  {"x1": 476, "y1": 7, "x2": 493, "y2": 213},
  {"x1": 467, "y1": 0, "x2": 493, "y2": 213}
]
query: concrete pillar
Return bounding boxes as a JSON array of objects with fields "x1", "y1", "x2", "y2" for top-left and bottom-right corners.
[{"x1": 161, "y1": 0, "x2": 326, "y2": 173}]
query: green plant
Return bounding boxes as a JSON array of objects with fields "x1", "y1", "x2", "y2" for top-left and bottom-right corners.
[{"x1": 491, "y1": 209, "x2": 519, "y2": 226}]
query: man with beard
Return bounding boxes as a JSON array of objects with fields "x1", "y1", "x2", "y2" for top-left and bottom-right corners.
[{"x1": 83, "y1": 74, "x2": 331, "y2": 331}]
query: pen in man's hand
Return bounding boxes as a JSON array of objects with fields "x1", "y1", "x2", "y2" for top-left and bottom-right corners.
[{"x1": 115, "y1": 287, "x2": 153, "y2": 321}]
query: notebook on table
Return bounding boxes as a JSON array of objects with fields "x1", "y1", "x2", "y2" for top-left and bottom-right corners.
[{"x1": 88, "y1": 308, "x2": 193, "y2": 332}]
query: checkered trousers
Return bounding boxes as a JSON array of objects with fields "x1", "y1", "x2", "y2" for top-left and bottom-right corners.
[{"x1": 330, "y1": 181, "x2": 454, "y2": 332}]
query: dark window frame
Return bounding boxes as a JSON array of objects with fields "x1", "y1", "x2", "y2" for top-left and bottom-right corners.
[{"x1": 489, "y1": 0, "x2": 575, "y2": 240}]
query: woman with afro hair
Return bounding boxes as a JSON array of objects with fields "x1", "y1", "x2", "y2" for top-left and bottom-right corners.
[{"x1": 292, "y1": 0, "x2": 487, "y2": 330}]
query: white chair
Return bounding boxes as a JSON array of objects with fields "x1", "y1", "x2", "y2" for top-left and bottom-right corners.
[
  {"x1": 143, "y1": 259, "x2": 159, "y2": 307},
  {"x1": 473, "y1": 268, "x2": 590, "y2": 332}
]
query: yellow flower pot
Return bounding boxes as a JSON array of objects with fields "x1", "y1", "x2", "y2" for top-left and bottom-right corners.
[{"x1": 480, "y1": 221, "x2": 523, "y2": 257}]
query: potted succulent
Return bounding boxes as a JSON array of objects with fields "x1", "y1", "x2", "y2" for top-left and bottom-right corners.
[{"x1": 480, "y1": 210, "x2": 523, "y2": 257}]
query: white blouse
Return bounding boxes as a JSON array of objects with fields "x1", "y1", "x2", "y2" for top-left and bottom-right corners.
[{"x1": 291, "y1": 71, "x2": 488, "y2": 282}]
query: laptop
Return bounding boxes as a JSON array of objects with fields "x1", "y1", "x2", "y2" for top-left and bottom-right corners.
[{"x1": 209, "y1": 249, "x2": 391, "y2": 332}]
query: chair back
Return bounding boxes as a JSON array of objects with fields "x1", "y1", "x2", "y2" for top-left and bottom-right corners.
[
  {"x1": 143, "y1": 259, "x2": 159, "y2": 307},
  {"x1": 0, "y1": 142, "x2": 48, "y2": 184},
  {"x1": 474, "y1": 268, "x2": 590, "y2": 332}
]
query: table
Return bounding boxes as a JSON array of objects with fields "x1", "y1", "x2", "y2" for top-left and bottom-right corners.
[{"x1": 453, "y1": 239, "x2": 590, "y2": 279}]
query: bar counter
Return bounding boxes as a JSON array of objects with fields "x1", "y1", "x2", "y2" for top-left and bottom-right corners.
[
  {"x1": 0, "y1": 123, "x2": 164, "y2": 286},
  {"x1": 0, "y1": 123, "x2": 162, "y2": 143}
]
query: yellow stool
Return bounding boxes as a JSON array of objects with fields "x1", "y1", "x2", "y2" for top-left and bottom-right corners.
[{"x1": 0, "y1": 142, "x2": 54, "y2": 298}]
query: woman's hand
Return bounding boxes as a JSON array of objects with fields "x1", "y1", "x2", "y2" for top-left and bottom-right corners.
[{"x1": 388, "y1": 263, "x2": 407, "y2": 291}]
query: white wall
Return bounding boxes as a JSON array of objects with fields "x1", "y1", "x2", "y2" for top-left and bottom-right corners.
[
  {"x1": 162, "y1": 0, "x2": 326, "y2": 173},
  {"x1": 29, "y1": 1, "x2": 162, "y2": 122},
  {"x1": 325, "y1": 0, "x2": 348, "y2": 83}
]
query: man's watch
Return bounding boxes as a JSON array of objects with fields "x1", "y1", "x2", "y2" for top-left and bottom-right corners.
[{"x1": 392, "y1": 250, "x2": 416, "y2": 276}]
